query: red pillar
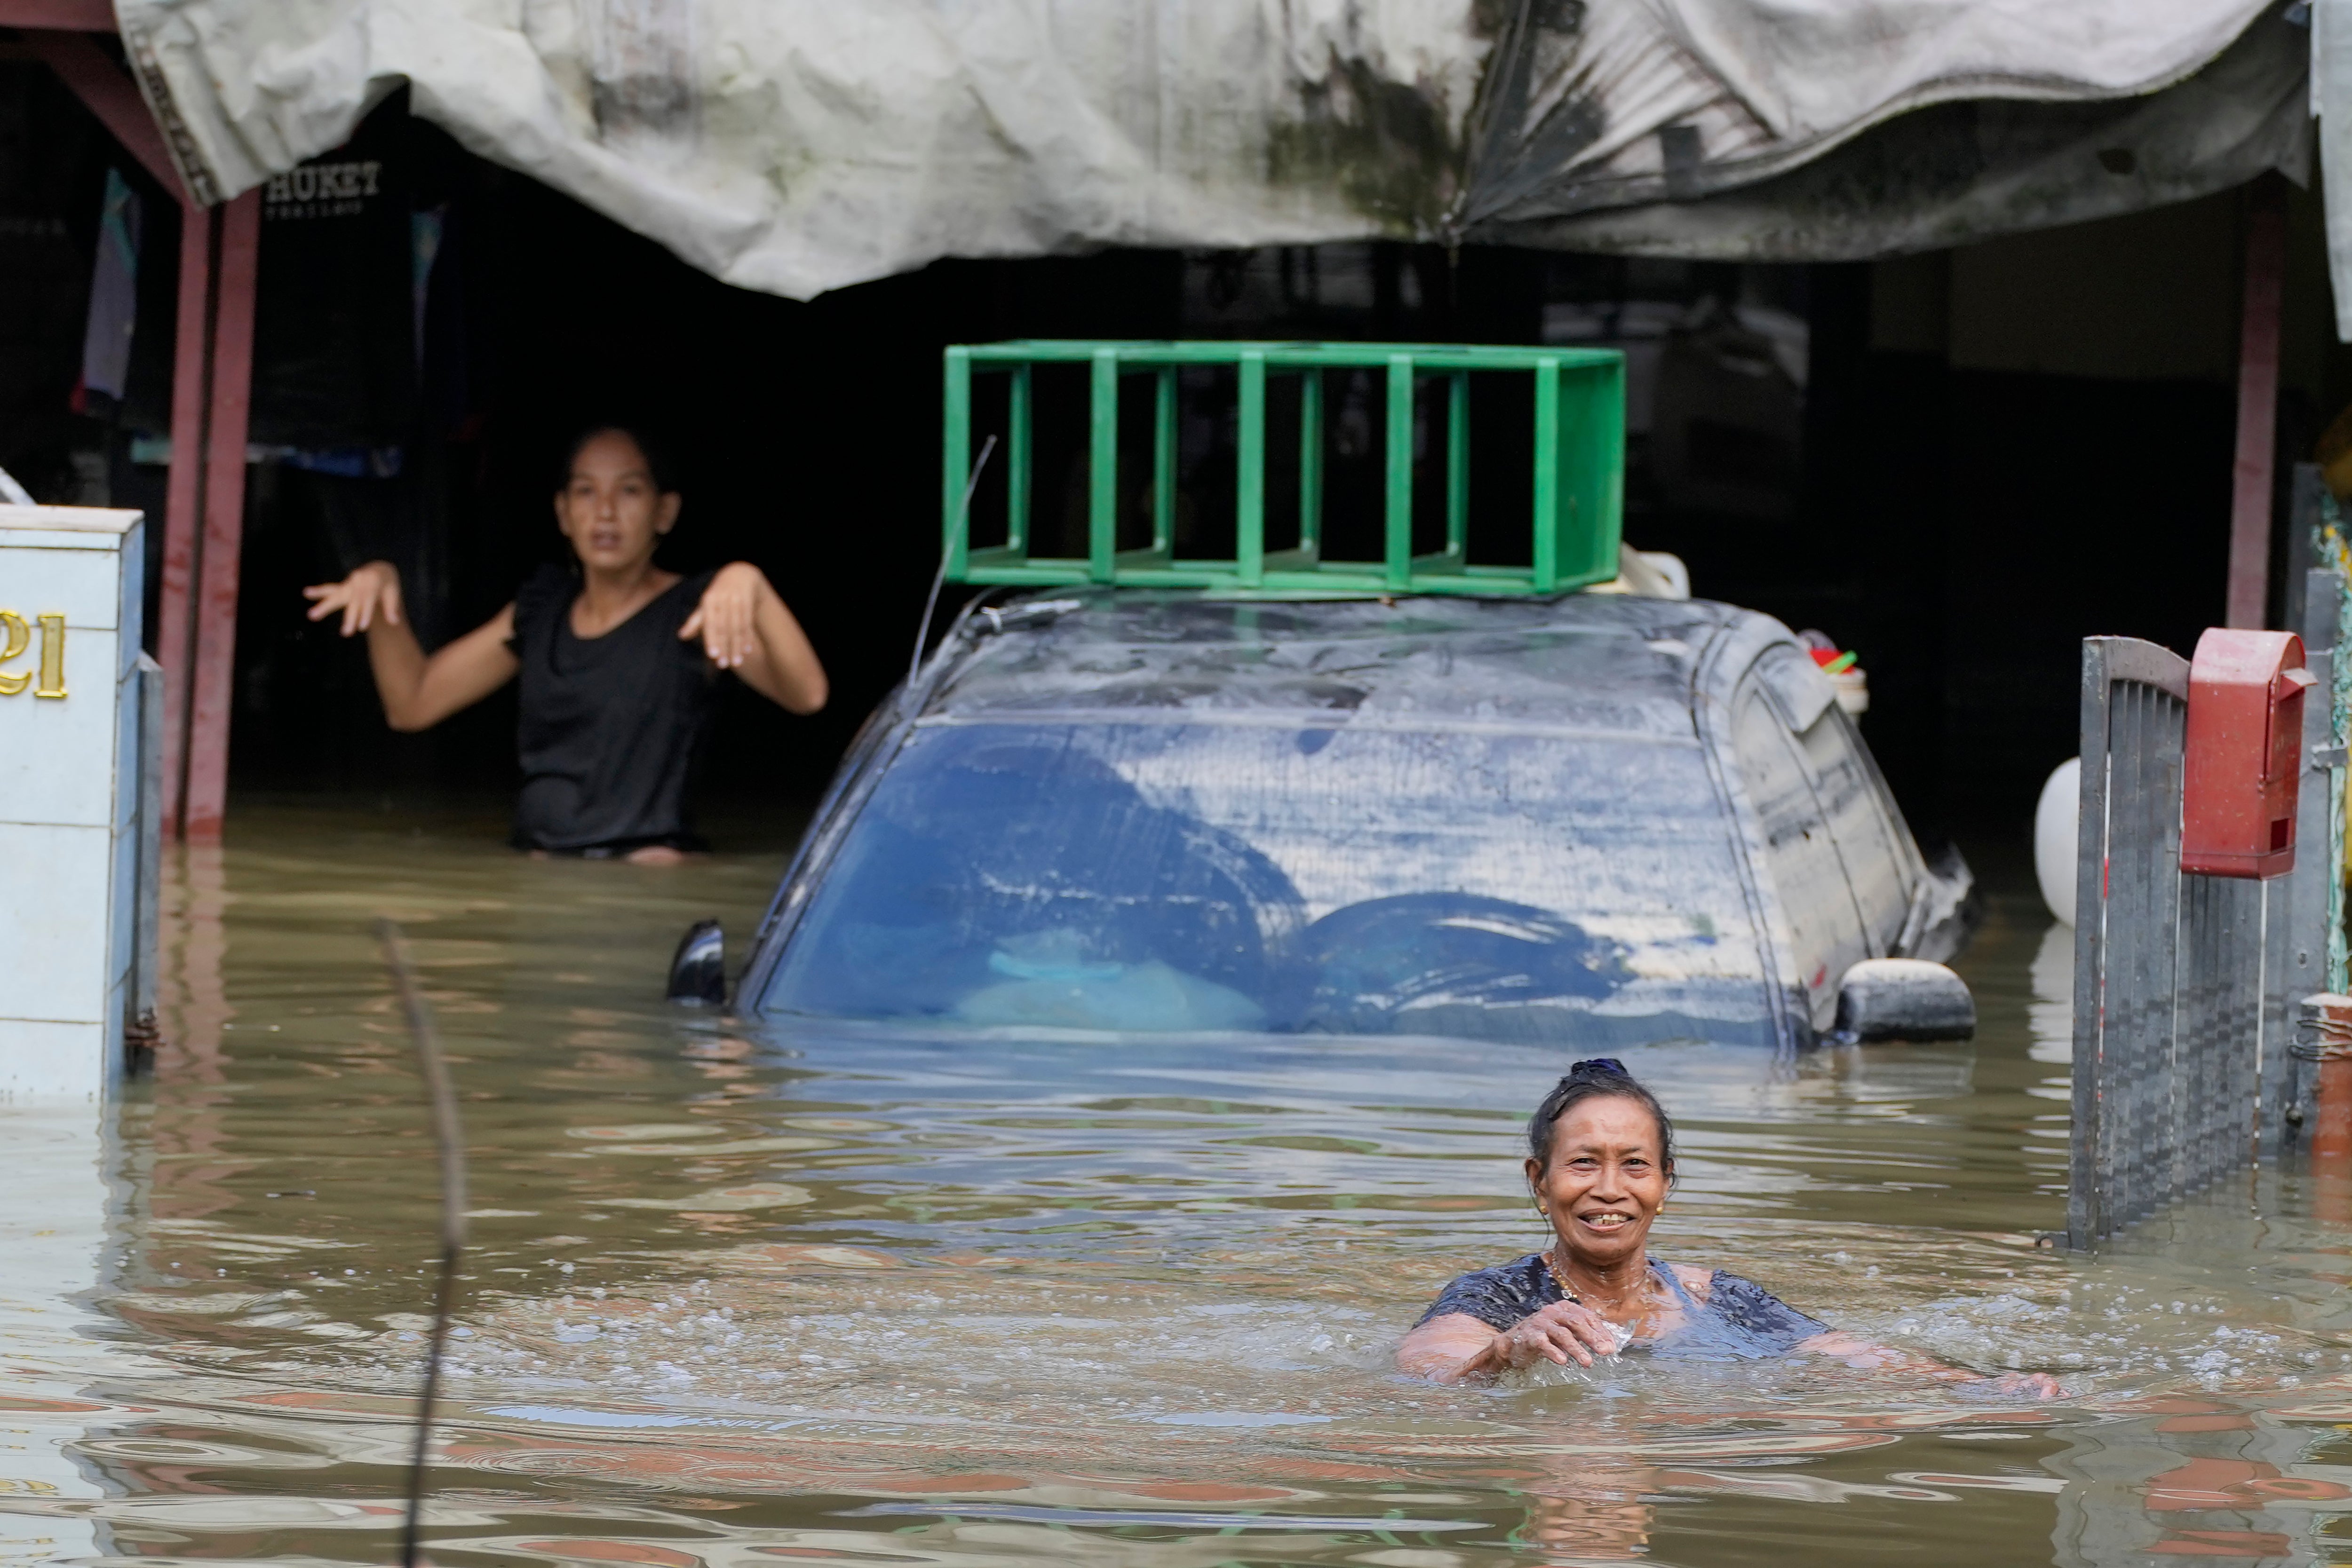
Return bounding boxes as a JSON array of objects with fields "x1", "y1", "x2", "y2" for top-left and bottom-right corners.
[
  {"x1": 2312, "y1": 997, "x2": 2352, "y2": 1225},
  {"x1": 0, "y1": 1, "x2": 118, "y2": 28},
  {"x1": 181, "y1": 190, "x2": 260, "y2": 841},
  {"x1": 12, "y1": 13, "x2": 225, "y2": 837},
  {"x1": 2225, "y1": 178, "x2": 2288, "y2": 631},
  {"x1": 19, "y1": 32, "x2": 183, "y2": 195},
  {"x1": 158, "y1": 203, "x2": 214, "y2": 837}
]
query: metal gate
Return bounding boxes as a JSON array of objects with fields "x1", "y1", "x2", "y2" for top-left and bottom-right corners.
[{"x1": 2067, "y1": 556, "x2": 2350, "y2": 1248}]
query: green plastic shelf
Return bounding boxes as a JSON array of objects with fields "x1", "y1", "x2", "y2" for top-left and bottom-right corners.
[{"x1": 941, "y1": 340, "x2": 1624, "y2": 598}]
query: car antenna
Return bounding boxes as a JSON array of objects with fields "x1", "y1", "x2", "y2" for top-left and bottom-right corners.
[
  {"x1": 908, "y1": 433, "x2": 997, "y2": 690},
  {"x1": 376, "y1": 918, "x2": 469, "y2": 1568}
]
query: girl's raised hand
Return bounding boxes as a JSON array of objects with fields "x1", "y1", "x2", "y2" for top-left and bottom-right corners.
[
  {"x1": 680, "y1": 562, "x2": 767, "y2": 669},
  {"x1": 302, "y1": 561, "x2": 404, "y2": 637}
]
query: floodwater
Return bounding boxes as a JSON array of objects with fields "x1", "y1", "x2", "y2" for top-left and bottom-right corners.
[{"x1": 8, "y1": 804, "x2": 2352, "y2": 1566}]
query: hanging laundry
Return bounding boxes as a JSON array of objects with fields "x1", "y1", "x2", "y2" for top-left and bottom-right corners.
[
  {"x1": 409, "y1": 205, "x2": 443, "y2": 380},
  {"x1": 76, "y1": 168, "x2": 141, "y2": 408},
  {"x1": 250, "y1": 107, "x2": 414, "y2": 453}
]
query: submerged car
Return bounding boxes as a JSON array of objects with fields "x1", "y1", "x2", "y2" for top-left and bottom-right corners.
[
  {"x1": 710, "y1": 339, "x2": 1971, "y2": 1048},
  {"x1": 730, "y1": 588, "x2": 1973, "y2": 1051}
]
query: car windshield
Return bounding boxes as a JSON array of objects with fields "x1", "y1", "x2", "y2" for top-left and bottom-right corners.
[{"x1": 757, "y1": 720, "x2": 1774, "y2": 1043}]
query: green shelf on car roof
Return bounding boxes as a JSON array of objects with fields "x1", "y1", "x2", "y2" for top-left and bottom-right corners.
[{"x1": 940, "y1": 340, "x2": 1625, "y2": 599}]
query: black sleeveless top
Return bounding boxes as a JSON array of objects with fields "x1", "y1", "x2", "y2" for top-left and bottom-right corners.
[
  {"x1": 1416, "y1": 1253, "x2": 1826, "y2": 1360},
  {"x1": 509, "y1": 565, "x2": 716, "y2": 855}
]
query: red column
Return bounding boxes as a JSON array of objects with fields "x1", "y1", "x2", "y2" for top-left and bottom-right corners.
[
  {"x1": 2225, "y1": 178, "x2": 2288, "y2": 631},
  {"x1": 2312, "y1": 996, "x2": 2352, "y2": 1225},
  {"x1": 20, "y1": 32, "x2": 182, "y2": 196},
  {"x1": 0, "y1": 1, "x2": 119, "y2": 29},
  {"x1": 158, "y1": 202, "x2": 214, "y2": 837},
  {"x1": 18, "y1": 14, "x2": 222, "y2": 836},
  {"x1": 181, "y1": 190, "x2": 260, "y2": 841}
]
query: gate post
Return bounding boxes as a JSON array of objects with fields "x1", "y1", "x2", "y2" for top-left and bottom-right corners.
[{"x1": 2069, "y1": 638, "x2": 2193, "y2": 1248}]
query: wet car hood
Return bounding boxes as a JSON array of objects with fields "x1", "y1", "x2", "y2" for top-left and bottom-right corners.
[{"x1": 930, "y1": 592, "x2": 1740, "y2": 742}]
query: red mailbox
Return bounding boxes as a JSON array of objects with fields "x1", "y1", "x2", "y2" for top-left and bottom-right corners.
[{"x1": 2181, "y1": 628, "x2": 2316, "y2": 879}]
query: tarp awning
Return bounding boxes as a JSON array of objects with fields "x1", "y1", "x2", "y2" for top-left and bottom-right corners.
[{"x1": 114, "y1": 0, "x2": 2311, "y2": 302}]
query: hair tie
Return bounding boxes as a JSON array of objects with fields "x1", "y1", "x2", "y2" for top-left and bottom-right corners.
[{"x1": 1566, "y1": 1057, "x2": 1627, "y2": 1082}]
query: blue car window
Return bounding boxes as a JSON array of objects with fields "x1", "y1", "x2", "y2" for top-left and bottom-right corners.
[{"x1": 759, "y1": 720, "x2": 1773, "y2": 1043}]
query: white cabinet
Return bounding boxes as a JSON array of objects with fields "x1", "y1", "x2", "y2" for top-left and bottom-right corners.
[{"x1": 0, "y1": 506, "x2": 157, "y2": 1100}]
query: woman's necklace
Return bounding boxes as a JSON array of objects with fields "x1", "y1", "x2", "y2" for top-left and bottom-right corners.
[
  {"x1": 1542, "y1": 1246, "x2": 1584, "y2": 1304},
  {"x1": 1545, "y1": 1246, "x2": 1653, "y2": 1318}
]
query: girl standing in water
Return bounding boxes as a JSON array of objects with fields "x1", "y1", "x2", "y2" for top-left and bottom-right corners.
[{"x1": 302, "y1": 426, "x2": 827, "y2": 863}]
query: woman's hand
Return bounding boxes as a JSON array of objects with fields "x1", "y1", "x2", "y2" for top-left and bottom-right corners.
[
  {"x1": 680, "y1": 562, "x2": 765, "y2": 669},
  {"x1": 1980, "y1": 1370, "x2": 2063, "y2": 1399},
  {"x1": 1800, "y1": 1333, "x2": 2063, "y2": 1399},
  {"x1": 1396, "y1": 1306, "x2": 1622, "y2": 1383},
  {"x1": 302, "y1": 561, "x2": 404, "y2": 636},
  {"x1": 297, "y1": 560, "x2": 518, "y2": 733},
  {"x1": 1487, "y1": 1301, "x2": 1624, "y2": 1371},
  {"x1": 680, "y1": 562, "x2": 828, "y2": 714}
]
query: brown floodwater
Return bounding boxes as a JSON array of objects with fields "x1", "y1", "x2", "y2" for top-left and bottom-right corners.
[{"x1": 7, "y1": 801, "x2": 2352, "y2": 1566}]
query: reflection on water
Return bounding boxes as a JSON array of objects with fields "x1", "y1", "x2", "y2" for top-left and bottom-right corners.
[{"x1": 8, "y1": 804, "x2": 2352, "y2": 1564}]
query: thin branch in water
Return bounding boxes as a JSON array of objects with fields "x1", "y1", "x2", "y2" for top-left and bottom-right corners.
[{"x1": 376, "y1": 919, "x2": 469, "y2": 1568}]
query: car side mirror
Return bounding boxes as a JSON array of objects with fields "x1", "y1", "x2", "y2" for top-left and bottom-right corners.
[
  {"x1": 666, "y1": 919, "x2": 726, "y2": 1006},
  {"x1": 1833, "y1": 958, "x2": 1973, "y2": 1043}
]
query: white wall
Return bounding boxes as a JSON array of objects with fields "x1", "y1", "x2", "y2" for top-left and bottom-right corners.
[{"x1": 0, "y1": 506, "x2": 145, "y2": 1101}]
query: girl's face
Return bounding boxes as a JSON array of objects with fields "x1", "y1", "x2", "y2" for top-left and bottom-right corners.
[
  {"x1": 1524, "y1": 1095, "x2": 1670, "y2": 1270},
  {"x1": 555, "y1": 431, "x2": 680, "y2": 573}
]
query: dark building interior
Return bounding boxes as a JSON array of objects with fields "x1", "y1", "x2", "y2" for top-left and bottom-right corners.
[{"x1": 5, "y1": 74, "x2": 2348, "y2": 870}]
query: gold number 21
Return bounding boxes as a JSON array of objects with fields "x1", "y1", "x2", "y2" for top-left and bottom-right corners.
[{"x1": 0, "y1": 611, "x2": 65, "y2": 699}]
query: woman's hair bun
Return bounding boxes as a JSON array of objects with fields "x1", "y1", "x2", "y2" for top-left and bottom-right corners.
[{"x1": 1528, "y1": 1058, "x2": 1674, "y2": 1174}]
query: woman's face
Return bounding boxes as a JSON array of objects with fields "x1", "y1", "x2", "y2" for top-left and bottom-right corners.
[
  {"x1": 555, "y1": 431, "x2": 680, "y2": 573},
  {"x1": 1524, "y1": 1095, "x2": 1670, "y2": 1269}
]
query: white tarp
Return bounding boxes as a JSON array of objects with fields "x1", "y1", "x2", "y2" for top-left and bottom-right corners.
[
  {"x1": 114, "y1": 0, "x2": 2297, "y2": 302},
  {"x1": 1510, "y1": 11, "x2": 2311, "y2": 261},
  {"x1": 2316, "y1": 0, "x2": 2352, "y2": 337}
]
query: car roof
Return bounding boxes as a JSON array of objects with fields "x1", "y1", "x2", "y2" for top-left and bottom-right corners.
[{"x1": 928, "y1": 590, "x2": 1768, "y2": 743}]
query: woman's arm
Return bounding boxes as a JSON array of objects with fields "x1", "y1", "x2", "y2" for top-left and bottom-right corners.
[
  {"x1": 1796, "y1": 1331, "x2": 2060, "y2": 1397},
  {"x1": 1397, "y1": 1305, "x2": 1622, "y2": 1384},
  {"x1": 1693, "y1": 1269, "x2": 2058, "y2": 1397},
  {"x1": 679, "y1": 562, "x2": 827, "y2": 714},
  {"x1": 302, "y1": 562, "x2": 520, "y2": 732}
]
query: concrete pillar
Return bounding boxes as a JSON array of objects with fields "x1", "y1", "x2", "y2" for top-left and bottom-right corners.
[{"x1": 0, "y1": 505, "x2": 159, "y2": 1099}]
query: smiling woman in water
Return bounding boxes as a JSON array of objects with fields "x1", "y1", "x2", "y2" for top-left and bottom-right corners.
[{"x1": 1396, "y1": 1058, "x2": 2060, "y2": 1393}]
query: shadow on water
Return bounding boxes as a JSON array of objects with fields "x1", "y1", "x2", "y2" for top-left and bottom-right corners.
[{"x1": 4, "y1": 803, "x2": 2352, "y2": 1563}]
